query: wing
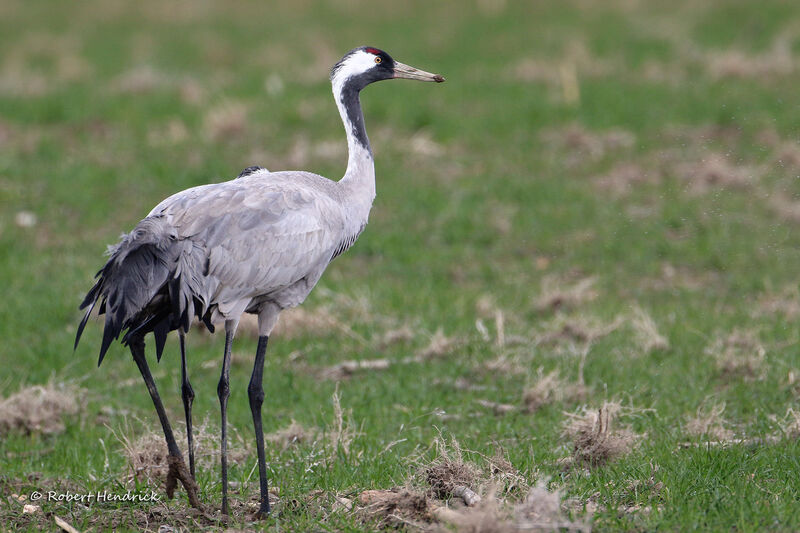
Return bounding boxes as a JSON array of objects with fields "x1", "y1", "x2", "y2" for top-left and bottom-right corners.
[{"x1": 152, "y1": 173, "x2": 346, "y2": 317}]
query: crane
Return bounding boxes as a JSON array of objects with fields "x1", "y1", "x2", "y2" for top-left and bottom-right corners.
[{"x1": 75, "y1": 46, "x2": 444, "y2": 517}]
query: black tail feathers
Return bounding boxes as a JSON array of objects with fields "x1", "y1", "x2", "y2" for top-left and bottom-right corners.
[{"x1": 75, "y1": 223, "x2": 205, "y2": 365}]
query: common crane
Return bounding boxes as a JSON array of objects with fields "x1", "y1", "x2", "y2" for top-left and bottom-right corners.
[{"x1": 75, "y1": 46, "x2": 444, "y2": 517}]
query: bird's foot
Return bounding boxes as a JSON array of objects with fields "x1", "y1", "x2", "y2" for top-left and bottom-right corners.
[
  {"x1": 252, "y1": 506, "x2": 271, "y2": 520},
  {"x1": 166, "y1": 454, "x2": 203, "y2": 510}
]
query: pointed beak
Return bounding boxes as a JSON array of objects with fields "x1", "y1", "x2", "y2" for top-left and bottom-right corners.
[{"x1": 393, "y1": 61, "x2": 445, "y2": 83}]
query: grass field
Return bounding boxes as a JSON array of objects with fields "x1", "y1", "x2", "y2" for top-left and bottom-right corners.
[{"x1": 2, "y1": 0, "x2": 800, "y2": 530}]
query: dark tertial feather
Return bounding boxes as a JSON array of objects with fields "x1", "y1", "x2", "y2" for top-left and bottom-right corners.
[
  {"x1": 153, "y1": 317, "x2": 170, "y2": 361},
  {"x1": 74, "y1": 299, "x2": 96, "y2": 350}
]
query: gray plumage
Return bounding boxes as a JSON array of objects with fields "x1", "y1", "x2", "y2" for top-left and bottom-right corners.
[{"x1": 75, "y1": 46, "x2": 443, "y2": 517}]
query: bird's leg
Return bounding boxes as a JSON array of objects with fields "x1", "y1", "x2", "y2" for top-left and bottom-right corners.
[
  {"x1": 179, "y1": 332, "x2": 196, "y2": 480},
  {"x1": 129, "y1": 337, "x2": 202, "y2": 509},
  {"x1": 248, "y1": 335, "x2": 270, "y2": 518},
  {"x1": 217, "y1": 326, "x2": 235, "y2": 515}
]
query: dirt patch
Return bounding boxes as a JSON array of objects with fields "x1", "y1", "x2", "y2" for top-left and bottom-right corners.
[
  {"x1": 561, "y1": 402, "x2": 642, "y2": 468},
  {"x1": 0, "y1": 383, "x2": 82, "y2": 436},
  {"x1": 358, "y1": 488, "x2": 433, "y2": 529},
  {"x1": 424, "y1": 437, "x2": 481, "y2": 501}
]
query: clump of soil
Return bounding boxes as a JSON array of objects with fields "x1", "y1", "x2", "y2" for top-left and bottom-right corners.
[{"x1": 562, "y1": 401, "x2": 642, "y2": 467}]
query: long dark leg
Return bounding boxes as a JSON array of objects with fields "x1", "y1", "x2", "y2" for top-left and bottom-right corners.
[
  {"x1": 248, "y1": 335, "x2": 270, "y2": 517},
  {"x1": 217, "y1": 328, "x2": 234, "y2": 515},
  {"x1": 129, "y1": 337, "x2": 201, "y2": 509},
  {"x1": 179, "y1": 332, "x2": 196, "y2": 480}
]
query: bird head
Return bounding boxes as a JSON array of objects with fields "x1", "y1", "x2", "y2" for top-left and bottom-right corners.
[{"x1": 330, "y1": 46, "x2": 445, "y2": 93}]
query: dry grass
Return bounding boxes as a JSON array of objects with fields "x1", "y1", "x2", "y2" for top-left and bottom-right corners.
[
  {"x1": 433, "y1": 483, "x2": 590, "y2": 532},
  {"x1": 416, "y1": 328, "x2": 460, "y2": 360},
  {"x1": 265, "y1": 420, "x2": 316, "y2": 451},
  {"x1": 768, "y1": 194, "x2": 800, "y2": 225},
  {"x1": 109, "y1": 65, "x2": 171, "y2": 94},
  {"x1": 423, "y1": 436, "x2": 481, "y2": 501},
  {"x1": 0, "y1": 383, "x2": 81, "y2": 436},
  {"x1": 523, "y1": 367, "x2": 588, "y2": 413},
  {"x1": 754, "y1": 284, "x2": 800, "y2": 319},
  {"x1": 593, "y1": 162, "x2": 661, "y2": 197},
  {"x1": 629, "y1": 306, "x2": 669, "y2": 353},
  {"x1": 675, "y1": 153, "x2": 759, "y2": 194},
  {"x1": 685, "y1": 402, "x2": 735, "y2": 442},
  {"x1": 358, "y1": 488, "x2": 433, "y2": 529},
  {"x1": 533, "y1": 276, "x2": 598, "y2": 313},
  {"x1": 561, "y1": 401, "x2": 642, "y2": 468},
  {"x1": 329, "y1": 385, "x2": 358, "y2": 457},
  {"x1": 202, "y1": 101, "x2": 249, "y2": 141},
  {"x1": 377, "y1": 325, "x2": 416, "y2": 348},
  {"x1": 113, "y1": 419, "x2": 249, "y2": 485},
  {"x1": 510, "y1": 40, "x2": 615, "y2": 88},
  {"x1": 705, "y1": 329, "x2": 766, "y2": 381},
  {"x1": 779, "y1": 408, "x2": 800, "y2": 439},
  {"x1": 535, "y1": 314, "x2": 623, "y2": 349},
  {"x1": 540, "y1": 124, "x2": 635, "y2": 166},
  {"x1": 705, "y1": 37, "x2": 796, "y2": 79},
  {"x1": 320, "y1": 358, "x2": 392, "y2": 380}
]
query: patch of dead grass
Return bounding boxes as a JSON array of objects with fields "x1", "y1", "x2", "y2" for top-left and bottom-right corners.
[
  {"x1": 523, "y1": 367, "x2": 588, "y2": 413},
  {"x1": 113, "y1": 419, "x2": 249, "y2": 485},
  {"x1": 629, "y1": 306, "x2": 669, "y2": 353},
  {"x1": 320, "y1": 358, "x2": 392, "y2": 380},
  {"x1": 561, "y1": 401, "x2": 643, "y2": 468},
  {"x1": 779, "y1": 408, "x2": 800, "y2": 439},
  {"x1": 705, "y1": 37, "x2": 795, "y2": 79},
  {"x1": 705, "y1": 329, "x2": 766, "y2": 381},
  {"x1": 377, "y1": 325, "x2": 416, "y2": 348},
  {"x1": 265, "y1": 420, "x2": 316, "y2": 451},
  {"x1": 768, "y1": 194, "x2": 800, "y2": 224},
  {"x1": 675, "y1": 153, "x2": 759, "y2": 194},
  {"x1": 416, "y1": 328, "x2": 459, "y2": 360},
  {"x1": 534, "y1": 313, "x2": 622, "y2": 346},
  {"x1": 0, "y1": 383, "x2": 82, "y2": 436},
  {"x1": 685, "y1": 402, "x2": 735, "y2": 442},
  {"x1": 358, "y1": 488, "x2": 433, "y2": 529},
  {"x1": 424, "y1": 436, "x2": 481, "y2": 502},
  {"x1": 593, "y1": 162, "x2": 660, "y2": 197},
  {"x1": 753, "y1": 284, "x2": 800, "y2": 319},
  {"x1": 534, "y1": 276, "x2": 598, "y2": 313},
  {"x1": 434, "y1": 483, "x2": 590, "y2": 532},
  {"x1": 202, "y1": 101, "x2": 248, "y2": 141},
  {"x1": 540, "y1": 124, "x2": 635, "y2": 166}
]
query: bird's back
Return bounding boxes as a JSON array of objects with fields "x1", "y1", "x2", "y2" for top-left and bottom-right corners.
[{"x1": 77, "y1": 169, "x2": 353, "y2": 362}]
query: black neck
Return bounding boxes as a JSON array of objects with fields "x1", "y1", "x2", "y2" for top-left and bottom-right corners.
[{"x1": 339, "y1": 78, "x2": 371, "y2": 154}]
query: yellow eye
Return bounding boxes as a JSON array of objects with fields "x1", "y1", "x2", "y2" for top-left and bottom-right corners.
[{"x1": 374, "y1": 56, "x2": 382, "y2": 64}]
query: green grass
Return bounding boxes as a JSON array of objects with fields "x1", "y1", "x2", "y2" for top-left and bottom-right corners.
[{"x1": 2, "y1": 0, "x2": 800, "y2": 530}]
